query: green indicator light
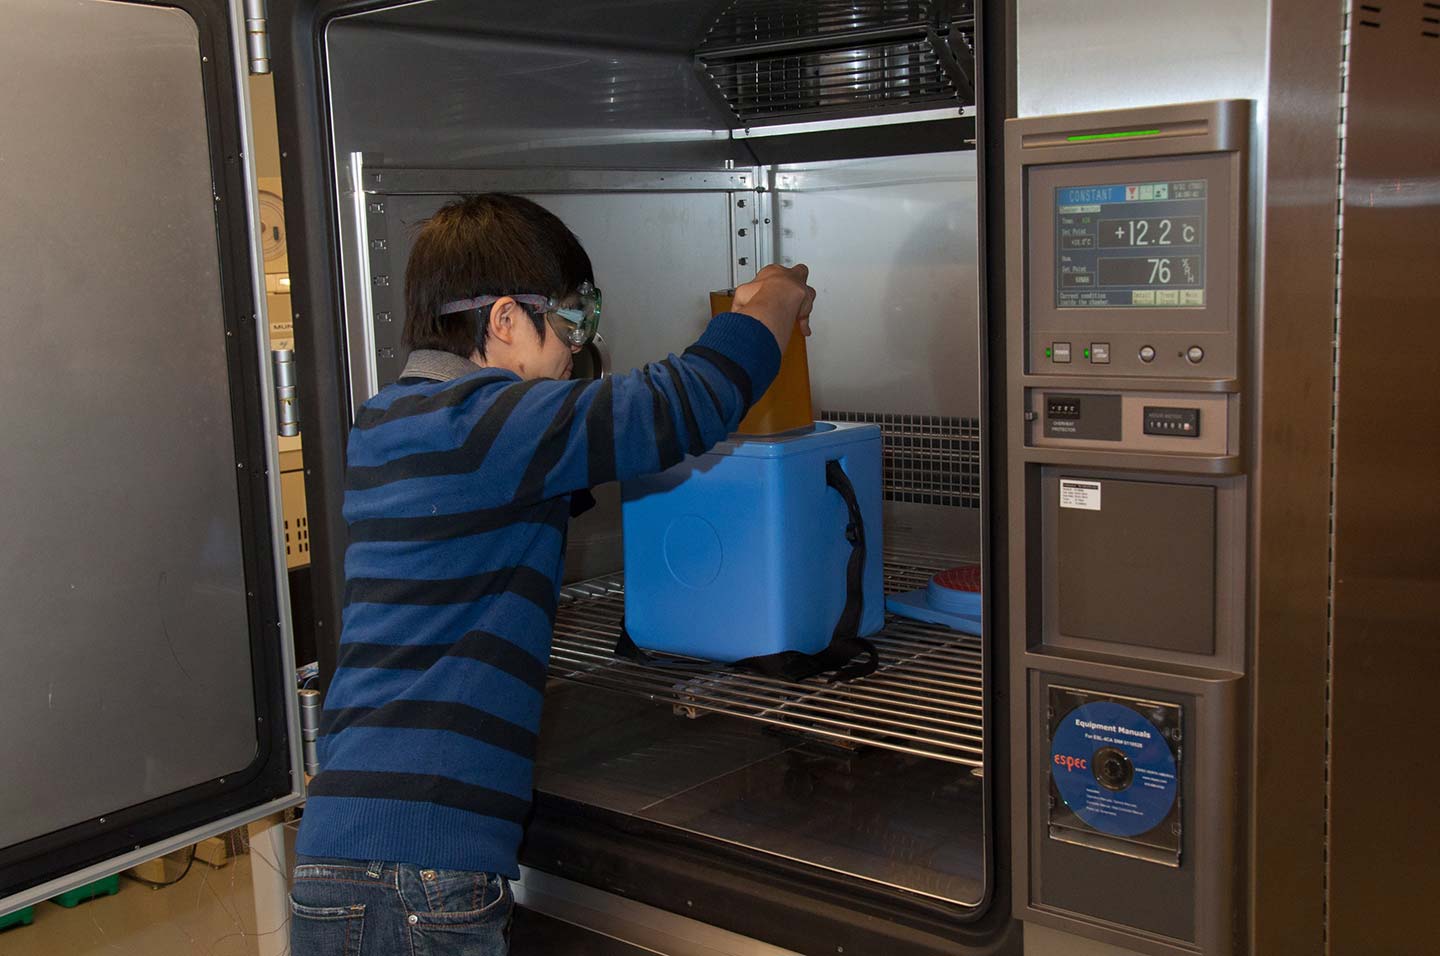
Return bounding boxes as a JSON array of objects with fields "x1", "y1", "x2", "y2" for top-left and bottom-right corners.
[
  {"x1": 1083, "y1": 348, "x2": 1091, "y2": 358},
  {"x1": 1066, "y1": 129, "x2": 1163, "y2": 142},
  {"x1": 1045, "y1": 347, "x2": 1052, "y2": 357}
]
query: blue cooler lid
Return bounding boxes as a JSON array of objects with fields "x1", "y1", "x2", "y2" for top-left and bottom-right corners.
[{"x1": 707, "y1": 420, "x2": 882, "y2": 459}]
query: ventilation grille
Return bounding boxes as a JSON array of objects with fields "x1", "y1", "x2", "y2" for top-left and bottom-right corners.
[
  {"x1": 697, "y1": 1, "x2": 975, "y2": 124},
  {"x1": 704, "y1": 0, "x2": 947, "y2": 45},
  {"x1": 822, "y1": 410, "x2": 980, "y2": 508},
  {"x1": 284, "y1": 514, "x2": 310, "y2": 559},
  {"x1": 1354, "y1": 3, "x2": 1440, "y2": 40}
]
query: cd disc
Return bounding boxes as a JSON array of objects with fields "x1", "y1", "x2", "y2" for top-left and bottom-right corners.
[{"x1": 1050, "y1": 700, "x2": 1178, "y2": 837}]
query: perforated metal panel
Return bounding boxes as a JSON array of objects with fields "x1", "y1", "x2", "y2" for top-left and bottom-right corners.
[
  {"x1": 281, "y1": 469, "x2": 311, "y2": 570},
  {"x1": 703, "y1": 0, "x2": 948, "y2": 45},
  {"x1": 822, "y1": 411, "x2": 980, "y2": 508}
]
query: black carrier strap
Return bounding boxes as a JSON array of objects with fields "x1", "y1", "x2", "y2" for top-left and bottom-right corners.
[{"x1": 615, "y1": 458, "x2": 878, "y2": 684}]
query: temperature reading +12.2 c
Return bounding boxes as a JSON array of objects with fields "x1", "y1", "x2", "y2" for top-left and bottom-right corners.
[{"x1": 1097, "y1": 216, "x2": 1201, "y2": 248}]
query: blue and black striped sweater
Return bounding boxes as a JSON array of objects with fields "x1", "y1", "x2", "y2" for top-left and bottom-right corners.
[{"x1": 296, "y1": 312, "x2": 781, "y2": 877}]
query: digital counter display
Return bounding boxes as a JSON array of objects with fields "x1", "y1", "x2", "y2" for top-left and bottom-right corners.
[{"x1": 1055, "y1": 180, "x2": 1207, "y2": 308}]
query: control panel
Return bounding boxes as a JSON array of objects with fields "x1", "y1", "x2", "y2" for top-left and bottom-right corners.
[
  {"x1": 1032, "y1": 389, "x2": 1233, "y2": 457},
  {"x1": 1026, "y1": 151, "x2": 1240, "y2": 382},
  {"x1": 1007, "y1": 101, "x2": 1251, "y2": 956},
  {"x1": 1042, "y1": 340, "x2": 1207, "y2": 367}
]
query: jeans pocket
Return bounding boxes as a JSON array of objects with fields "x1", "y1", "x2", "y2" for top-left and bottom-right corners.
[
  {"x1": 412, "y1": 868, "x2": 507, "y2": 916},
  {"x1": 406, "y1": 875, "x2": 512, "y2": 956},
  {"x1": 289, "y1": 898, "x2": 366, "y2": 956}
]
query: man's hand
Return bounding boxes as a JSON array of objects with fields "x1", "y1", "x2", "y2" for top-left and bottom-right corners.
[{"x1": 731, "y1": 263, "x2": 816, "y2": 352}]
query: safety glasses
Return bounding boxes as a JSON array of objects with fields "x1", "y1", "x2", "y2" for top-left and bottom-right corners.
[
  {"x1": 544, "y1": 281, "x2": 602, "y2": 348},
  {"x1": 438, "y1": 281, "x2": 602, "y2": 348}
]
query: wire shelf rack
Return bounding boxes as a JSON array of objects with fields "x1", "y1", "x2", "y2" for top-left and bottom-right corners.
[
  {"x1": 695, "y1": 2, "x2": 976, "y2": 123},
  {"x1": 551, "y1": 550, "x2": 984, "y2": 768}
]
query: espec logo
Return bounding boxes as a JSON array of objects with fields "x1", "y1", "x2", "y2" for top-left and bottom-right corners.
[{"x1": 1054, "y1": 753, "x2": 1088, "y2": 772}]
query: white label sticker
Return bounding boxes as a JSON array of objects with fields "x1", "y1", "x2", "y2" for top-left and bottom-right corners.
[{"x1": 1060, "y1": 479, "x2": 1102, "y2": 511}]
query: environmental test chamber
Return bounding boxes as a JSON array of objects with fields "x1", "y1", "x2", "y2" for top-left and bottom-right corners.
[{"x1": 1, "y1": 2, "x2": 1436, "y2": 955}]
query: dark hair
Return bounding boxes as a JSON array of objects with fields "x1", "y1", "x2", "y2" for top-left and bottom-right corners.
[{"x1": 402, "y1": 194, "x2": 593, "y2": 358}]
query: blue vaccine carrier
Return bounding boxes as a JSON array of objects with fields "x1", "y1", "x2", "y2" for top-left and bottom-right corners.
[{"x1": 621, "y1": 421, "x2": 885, "y2": 662}]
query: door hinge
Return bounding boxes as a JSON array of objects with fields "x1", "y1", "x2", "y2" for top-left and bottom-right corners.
[
  {"x1": 244, "y1": 0, "x2": 271, "y2": 75},
  {"x1": 272, "y1": 348, "x2": 299, "y2": 437},
  {"x1": 299, "y1": 688, "x2": 321, "y2": 775}
]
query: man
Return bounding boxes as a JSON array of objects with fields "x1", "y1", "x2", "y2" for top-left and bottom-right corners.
[{"x1": 289, "y1": 193, "x2": 814, "y2": 955}]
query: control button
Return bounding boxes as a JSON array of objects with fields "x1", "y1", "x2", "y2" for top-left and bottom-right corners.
[
  {"x1": 1052, "y1": 342, "x2": 1072, "y2": 364},
  {"x1": 1090, "y1": 343, "x2": 1110, "y2": 364},
  {"x1": 1156, "y1": 290, "x2": 1180, "y2": 306},
  {"x1": 1186, "y1": 345, "x2": 1205, "y2": 364},
  {"x1": 1139, "y1": 345, "x2": 1157, "y2": 363},
  {"x1": 1132, "y1": 290, "x2": 1156, "y2": 306},
  {"x1": 1181, "y1": 289, "x2": 1205, "y2": 306}
]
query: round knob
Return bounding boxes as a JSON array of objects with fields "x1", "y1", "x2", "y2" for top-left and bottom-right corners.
[
  {"x1": 1139, "y1": 345, "x2": 1157, "y2": 363},
  {"x1": 1186, "y1": 345, "x2": 1205, "y2": 364}
]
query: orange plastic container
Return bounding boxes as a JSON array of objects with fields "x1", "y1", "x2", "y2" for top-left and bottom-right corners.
[{"x1": 710, "y1": 289, "x2": 814, "y2": 436}]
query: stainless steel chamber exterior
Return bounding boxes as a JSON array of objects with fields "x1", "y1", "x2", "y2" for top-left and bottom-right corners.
[
  {"x1": 265, "y1": 0, "x2": 1437, "y2": 954},
  {"x1": 1006, "y1": 2, "x2": 1435, "y2": 956},
  {"x1": 7, "y1": 0, "x2": 1429, "y2": 949},
  {"x1": 1325, "y1": 8, "x2": 1440, "y2": 953}
]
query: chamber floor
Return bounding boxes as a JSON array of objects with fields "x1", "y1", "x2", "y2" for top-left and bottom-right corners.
[{"x1": 535, "y1": 681, "x2": 984, "y2": 907}]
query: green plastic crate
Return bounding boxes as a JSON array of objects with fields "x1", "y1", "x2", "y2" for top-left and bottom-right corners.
[
  {"x1": 49, "y1": 874, "x2": 120, "y2": 908},
  {"x1": 0, "y1": 906, "x2": 35, "y2": 931}
]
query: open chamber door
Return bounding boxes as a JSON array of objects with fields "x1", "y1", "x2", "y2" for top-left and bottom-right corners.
[{"x1": 0, "y1": 0, "x2": 303, "y2": 915}]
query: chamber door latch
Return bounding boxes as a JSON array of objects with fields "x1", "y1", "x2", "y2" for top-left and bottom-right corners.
[
  {"x1": 271, "y1": 348, "x2": 299, "y2": 437},
  {"x1": 244, "y1": 0, "x2": 270, "y2": 75}
]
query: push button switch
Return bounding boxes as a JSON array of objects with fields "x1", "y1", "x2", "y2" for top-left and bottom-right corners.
[
  {"x1": 1139, "y1": 345, "x2": 1157, "y2": 363},
  {"x1": 1090, "y1": 343, "x2": 1110, "y2": 364},
  {"x1": 1186, "y1": 345, "x2": 1205, "y2": 364},
  {"x1": 1052, "y1": 342, "x2": 1072, "y2": 364}
]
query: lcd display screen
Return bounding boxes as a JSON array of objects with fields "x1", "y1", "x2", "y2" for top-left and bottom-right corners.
[{"x1": 1055, "y1": 180, "x2": 1207, "y2": 308}]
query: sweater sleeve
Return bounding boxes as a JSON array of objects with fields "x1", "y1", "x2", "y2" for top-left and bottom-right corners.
[{"x1": 491, "y1": 312, "x2": 781, "y2": 505}]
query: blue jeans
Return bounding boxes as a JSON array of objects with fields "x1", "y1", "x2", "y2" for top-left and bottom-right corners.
[{"x1": 289, "y1": 856, "x2": 512, "y2": 956}]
